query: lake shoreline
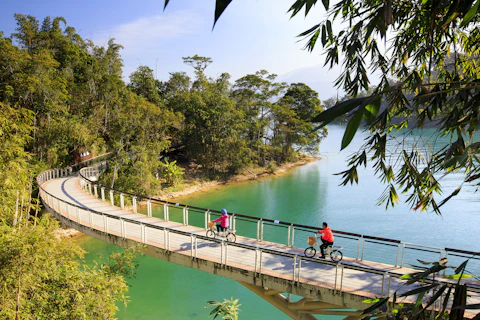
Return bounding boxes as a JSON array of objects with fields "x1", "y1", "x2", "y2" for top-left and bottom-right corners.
[{"x1": 158, "y1": 154, "x2": 319, "y2": 201}]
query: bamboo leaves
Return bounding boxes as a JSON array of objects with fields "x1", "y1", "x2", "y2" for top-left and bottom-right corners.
[{"x1": 461, "y1": 0, "x2": 480, "y2": 27}]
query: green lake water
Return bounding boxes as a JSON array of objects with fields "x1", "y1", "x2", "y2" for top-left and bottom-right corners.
[{"x1": 78, "y1": 126, "x2": 480, "y2": 319}]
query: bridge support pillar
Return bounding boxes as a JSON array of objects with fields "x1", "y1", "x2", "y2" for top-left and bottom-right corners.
[{"x1": 238, "y1": 282, "x2": 364, "y2": 320}]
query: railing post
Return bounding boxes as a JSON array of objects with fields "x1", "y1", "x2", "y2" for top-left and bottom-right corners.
[
  {"x1": 287, "y1": 225, "x2": 292, "y2": 247},
  {"x1": 89, "y1": 210, "x2": 93, "y2": 228},
  {"x1": 191, "y1": 235, "x2": 195, "y2": 258},
  {"x1": 291, "y1": 227, "x2": 295, "y2": 247},
  {"x1": 256, "y1": 220, "x2": 261, "y2": 241},
  {"x1": 395, "y1": 243, "x2": 401, "y2": 267},
  {"x1": 254, "y1": 249, "x2": 259, "y2": 274},
  {"x1": 339, "y1": 264, "x2": 344, "y2": 292},
  {"x1": 386, "y1": 272, "x2": 391, "y2": 296},
  {"x1": 76, "y1": 207, "x2": 80, "y2": 223},
  {"x1": 94, "y1": 184, "x2": 98, "y2": 198},
  {"x1": 147, "y1": 199, "x2": 152, "y2": 217},
  {"x1": 88, "y1": 183, "x2": 92, "y2": 195},
  {"x1": 120, "y1": 193, "x2": 124, "y2": 209},
  {"x1": 225, "y1": 242, "x2": 229, "y2": 266},
  {"x1": 334, "y1": 262, "x2": 339, "y2": 293},
  {"x1": 292, "y1": 255, "x2": 297, "y2": 281},
  {"x1": 141, "y1": 224, "x2": 146, "y2": 244},
  {"x1": 232, "y1": 214, "x2": 236, "y2": 231},
  {"x1": 101, "y1": 187, "x2": 105, "y2": 201},
  {"x1": 163, "y1": 203, "x2": 169, "y2": 221},
  {"x1": 110, "y1": 190, "x2": 114, "y2": 206},
  {"x1": 166, "y1": 229, "x2": 170, "y2": 250},
  {"x1": 381, "y1": 273, "x2": 386, "y2": 296},
  {"x1": 103, "y1": 215, "x2": 108, "y2": 232},
  {"x1": 260, "y1": 220, "x2": 264, "y2": 241},
  {"x1": 220, "y1": 241, "x2": 224, "y2": 266},
  {"x1": 400, "y1": 243, "x2": 406, "y2": 268},
  {"x1": 163, "y1": 228, "x2": 167, "y2": 249},
  {"x1": 258, "y1": 250, "x2": 263, "y2": 274},
  {"x1": 183, "y1": 207, "x2": 188, "y2": 225},
  {"x1": 132, "y1": 196, "x2": 137, "y2": 214},
  {"x1": 194, "y1": 237, "x2": 198, "y2": 259},
  {"x1": 356, "y1": 236, "x2": 362, "y2": 260},
  {"x1": 361, "y1": 236, "x2": 366, "y2": 261},
  {"x1": 297, "y1": 257, "x2": 302, "y2": 283},
  {"x1": 121, "y1": 219, "x2": 126, "y2": 238}
]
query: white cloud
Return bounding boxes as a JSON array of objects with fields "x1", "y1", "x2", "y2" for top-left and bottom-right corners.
[{"x1": 92, "y1": 10, "x2": 204, "y2": 56}]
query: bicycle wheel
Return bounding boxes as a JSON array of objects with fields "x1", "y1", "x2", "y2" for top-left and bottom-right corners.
[
  {"x1": 206, "y1": 230, "x2": 216, "y2": 239},
  {"x1": 226, "y1": 232, "x2": 236, "y2": 243},
  {"x1": 304, "y1": 247, "x2": 316, "y2": 258},
  {"x1": 330, "y1": 249, "x2": 343, "y2": 262}
]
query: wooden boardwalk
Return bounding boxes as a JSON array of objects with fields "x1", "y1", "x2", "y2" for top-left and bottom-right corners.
[{"x1": 40, "y1": 173, "x2": 480, "y2": 318}]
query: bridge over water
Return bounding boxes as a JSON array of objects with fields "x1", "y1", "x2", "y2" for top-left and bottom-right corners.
[{"x1": 37, "y1": 157, "x2": 480, "y2": 319}]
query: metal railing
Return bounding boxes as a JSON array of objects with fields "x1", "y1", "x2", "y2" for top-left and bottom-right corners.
[{"x1": 76, "y1": 165, "x2": 480, "y2": 275}]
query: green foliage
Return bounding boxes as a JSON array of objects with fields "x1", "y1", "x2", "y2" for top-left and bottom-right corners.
[
  {"x1": 362, "y1": 258, "x2": 479, "y2": 319},
  {"x1": 128, "y1": 65, "x2": 162, "y2": 105},
  {"x1": 205, "y1": 297, "x2": 241, "y2": 320},
  {"x1": 159, "y1": 159, "x2": 184, "y2": 187},
  {"x1": 0, "y1": 103, "x2": 34, "y2": 225},
  {"x1": 101, "y1": 244, "x2": 143, "y2": 280},
  {"x1": 0, "y1": 217, "x2": 136, "y2": 319},
  {"x1": 290, "y1": 0, "x2": 480, "y2": 213}
]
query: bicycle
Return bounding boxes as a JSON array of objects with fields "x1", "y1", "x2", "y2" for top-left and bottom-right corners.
[
  {"x1": 304, "y1": 233, "x2": 343, "y2": 262},
  {"x1": 206, "y1": 221, "x2": 236, "y2": 242}
]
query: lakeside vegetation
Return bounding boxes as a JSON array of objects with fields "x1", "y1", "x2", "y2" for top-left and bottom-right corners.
[{"x1": 0, "y1": 13, "x2": 325, "y2": 317}]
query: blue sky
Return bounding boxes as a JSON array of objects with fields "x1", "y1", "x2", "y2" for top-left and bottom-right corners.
[{"x1": 0, "y1": 0, "x2": 344, "y2": 99}]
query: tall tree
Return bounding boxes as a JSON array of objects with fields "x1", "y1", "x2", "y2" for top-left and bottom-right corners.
[
  {"x1": 273, "y1": 83, "x2": 324, "y2": 161},
  {"x1": 128, "y1": 65, "x2": 161, "y2": 105},
  {"x1": 232, "y1": 70, "x2": 286, "y2": 165}
]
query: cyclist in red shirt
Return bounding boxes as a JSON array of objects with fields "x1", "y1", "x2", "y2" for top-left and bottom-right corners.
[{"x1": 316, "y1": 222, "x2": 334, "y2": 259}]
